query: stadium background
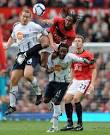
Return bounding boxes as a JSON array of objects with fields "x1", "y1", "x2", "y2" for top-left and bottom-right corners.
[{"x1": 0, "y1": 0, "x2": 110, "y2": 123}]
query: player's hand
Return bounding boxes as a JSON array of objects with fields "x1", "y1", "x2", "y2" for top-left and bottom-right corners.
[
  {"x1": 89, "y1": 59, "x2": 96, "y2": 65},
  {"x1": 87, "y1": 84, "x2": 94, "y2": 94},
  {"x1": 16, "y1": 53, "x2": 26, "y2": 65},
  {"x1": 51, "y1": 43, "x2": 58, "y2": 51},
  {"x1": 83, "y1": 58, "x2": 90, "y2": 64},
  {"x1": 3, "y1": 43, "x2": 8, "y2": 50}
]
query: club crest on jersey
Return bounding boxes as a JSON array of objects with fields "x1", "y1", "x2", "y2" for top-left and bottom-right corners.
[
  {"x1": 17, "y1": 32, "x2": 24, "y2": 40},
  {"x1": 54, "y1": 64, "x2": 62, "y2": 72}
]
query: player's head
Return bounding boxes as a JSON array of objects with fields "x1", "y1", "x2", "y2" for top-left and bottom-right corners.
[
  {"x1": 20, "y1": 8, "x2": 32, "y2": 25},
  {"x1": 64, "y1": 13, "x2": 77, "y2": 29},
  {"x1": 74, "y1": 35, "x2": 85, "y2": 50},
  {"x1": 58, "y1": 43, "x2": 69, "y2": 59}
]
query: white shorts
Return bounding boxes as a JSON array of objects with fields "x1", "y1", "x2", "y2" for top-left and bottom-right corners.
[{"x1": 66, "y1": 79, "x2": 91, "y2": 95}]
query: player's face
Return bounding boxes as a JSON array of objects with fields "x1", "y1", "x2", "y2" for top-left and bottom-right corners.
[
  {"x1": 65, "y1": 16, "x2": 73, "y2": 29},
  {"x1": 59, "y1": 47, "x2": 68, "y2": 59},
  {"x1": 20, "y1": 12, "x2": 31, "y2": 25},
  {"x1": 74, "y1": 38, "x2": 83, "y2": 50}
]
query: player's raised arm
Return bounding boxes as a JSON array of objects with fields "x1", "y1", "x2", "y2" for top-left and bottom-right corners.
[{"x1": 42, "y1": 19, "x2": 54, "y2": 25}]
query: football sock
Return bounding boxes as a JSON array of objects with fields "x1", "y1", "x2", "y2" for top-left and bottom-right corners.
[
  {"x1": 10, "y1": 86, "x2": 18, "y2": 107},
  {"x1": 31, "y1": 77, "x2": 41, "y2": 95},
  {"x1": 65, "y1": 103, "x2": 73, "y2": 124},
  {"x1": 52, "y1": 104, "x2": 61, "y2": 129},
  {"x1": 75, "y1": 102, "x2": 82, "y2": 125}
]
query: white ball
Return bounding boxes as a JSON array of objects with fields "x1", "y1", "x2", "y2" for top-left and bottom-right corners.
[{"x1": 33, "y1": 3, "x2": 45, "y2": 16}]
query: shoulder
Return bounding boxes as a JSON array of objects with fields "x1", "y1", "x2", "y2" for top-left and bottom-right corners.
[
  {"x1": 29, "y1": 21, "x2": 42, "y2": 28},
  {"x1": 13, "y1": 22, "x2": 20, "y2": 29},
  {"x1": 83, "y1": 50, "x2": 94, "y2": 59},
  {"x1": 84, "y1": 50, "x2": 94, "y2": 56}
]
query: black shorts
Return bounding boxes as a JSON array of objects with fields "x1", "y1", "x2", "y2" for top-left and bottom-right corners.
[
  {"x1": 44, "y1": 81, "x2": 69, "y2": 104},
  {"x1": 12, "y1": 53, "x2": 40, "y2": 70}
]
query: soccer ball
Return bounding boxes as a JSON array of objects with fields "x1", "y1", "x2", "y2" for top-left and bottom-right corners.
[{"x1": 33, "y1": 3, "x2": 45, "y2": 16}]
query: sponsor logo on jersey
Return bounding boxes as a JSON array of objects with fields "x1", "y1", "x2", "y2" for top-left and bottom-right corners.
[{"x1": 17, "y1": 32, "x2": 24, "y2": 40}]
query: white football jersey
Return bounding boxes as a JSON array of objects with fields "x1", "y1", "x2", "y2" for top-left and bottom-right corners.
[
  {"x1": 47, "y1": 54, "x2": 71, "y2": 82},
  {"x1": 47, "y1": 53, "x2": 85, "y2": 82},
  {"x1": 11, "y1": 21, "x2": 48, "y2": 52}
]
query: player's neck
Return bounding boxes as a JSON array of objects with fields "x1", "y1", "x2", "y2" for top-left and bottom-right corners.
[{"x1": 76, "y1": 49, "x2": 84, "y2": 54}]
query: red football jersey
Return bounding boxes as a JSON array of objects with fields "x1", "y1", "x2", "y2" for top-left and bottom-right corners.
[
  {"x1": 48, "y1": 17, "x2": 76, "y2": 46},
  {"x1": 71, "y1": 50, "x2": 96, "y2": 80}
]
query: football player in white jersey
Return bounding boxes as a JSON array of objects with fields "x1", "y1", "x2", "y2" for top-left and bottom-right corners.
[
  {"x1": 44, "y1": 43, "x2": 93, "y2": 132},
  {"x1": 5, "y1": 8, "x2": 50, "y2": 115}
]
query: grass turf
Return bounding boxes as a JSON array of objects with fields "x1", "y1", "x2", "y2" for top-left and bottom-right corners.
[{"x1": 0, "y1": 121, "x2": 110, "y2": 135}]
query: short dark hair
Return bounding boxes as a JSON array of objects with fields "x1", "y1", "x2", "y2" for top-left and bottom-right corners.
[
  {"x1": 67, "y1": 13, "x2": 77, "y2": 24},
  {"x1": 75, "y1": 35, "x2": 85, "y2": 43},
  {"x1": 58, "y1": 43, "x2": 69, "y2": 51}
]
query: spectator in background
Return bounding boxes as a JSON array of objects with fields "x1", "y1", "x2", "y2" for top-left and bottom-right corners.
[
  {"x1": 0, "y1": 0, "x2": 7, "y2": 7},
  {"x1": 7, "y1": 9, "x2": 18, "y2": 24},
  {"x1": 18, "y1": 0, "x2": 26, "y2": 7}
]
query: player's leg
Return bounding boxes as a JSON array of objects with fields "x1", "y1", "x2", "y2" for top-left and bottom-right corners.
[
  {"x1": 47, "y1": 103, "x2": 61, "y2": 132},
  {"x1": 72, "y1": 92, "x2": 83, "y2": 131},
  {"x1": 73, "y1": 80, "x2": 90, "y2": 131},
  {"x1": 60, "y1": 102, "x2": 74, "y2": 131},
  {"x1": 43, "y1": 82, "x2": 54, "y2": 104},
  {"x1": 61, "y1": 80, "x2": 78, "y2": 131},
  {"x1": 39, "y1": 35, "x2": 50, "y2": 68},
  {"x1": 24, "y1": 58, "x2": 42, "y2": 105},
  {"x1": 40, "y1": 52, "x2": 49, "y2": 68},
  {"x1": 60, "y1": 94, "x2": 74, "y2": 131},
  {"x1": 48, "y1": 83, "x2": 68, "y2": 132},
  {"x1": 5, "y1": 69, "x2": 24, "y2": 115}
]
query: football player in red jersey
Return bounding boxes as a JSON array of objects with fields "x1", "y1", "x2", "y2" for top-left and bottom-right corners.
[
  {"x1": 61, "y1": 35, "x2": 97, "y2": 131},
  {"x1": 46, "y1": 13, "x2": 77, "y2": 47}
]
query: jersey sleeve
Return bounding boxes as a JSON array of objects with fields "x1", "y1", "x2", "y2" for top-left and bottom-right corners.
[
  {"x1": 64, "y1": 53, "x2": 85, "y2": 65},
  {"x1": 33, "y1": 22, "x2": 48, "y2": 35},
  {"x1": 11, "y1": 25, "x2": 16, "y2": 40},
  {"x1": 88, "y1": 52, "x2": 96, "y2": 69},
  {"x1": 11, "y1": 22, "x2": 20, "y2": 40},
  {"x1": 11, "y1": 30, "x2": 15, "y2": 39}
]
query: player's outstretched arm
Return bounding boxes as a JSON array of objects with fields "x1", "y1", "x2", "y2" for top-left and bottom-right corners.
[
  {"x1": 63, "y1": 53, "x2": 90, "y2": 65},
  {"x1": 39, "y1": 19, "x2": 54, "y2": 25}
]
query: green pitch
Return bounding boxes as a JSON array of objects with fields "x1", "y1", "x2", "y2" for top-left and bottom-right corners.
[{"x1": 0, "y1": 121, "x2": 110, "y2": 135}]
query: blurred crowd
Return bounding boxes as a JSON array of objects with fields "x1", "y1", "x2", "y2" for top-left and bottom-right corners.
[{"x1": 0, "y1": 0, "x2": 109, "y2": 8}]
